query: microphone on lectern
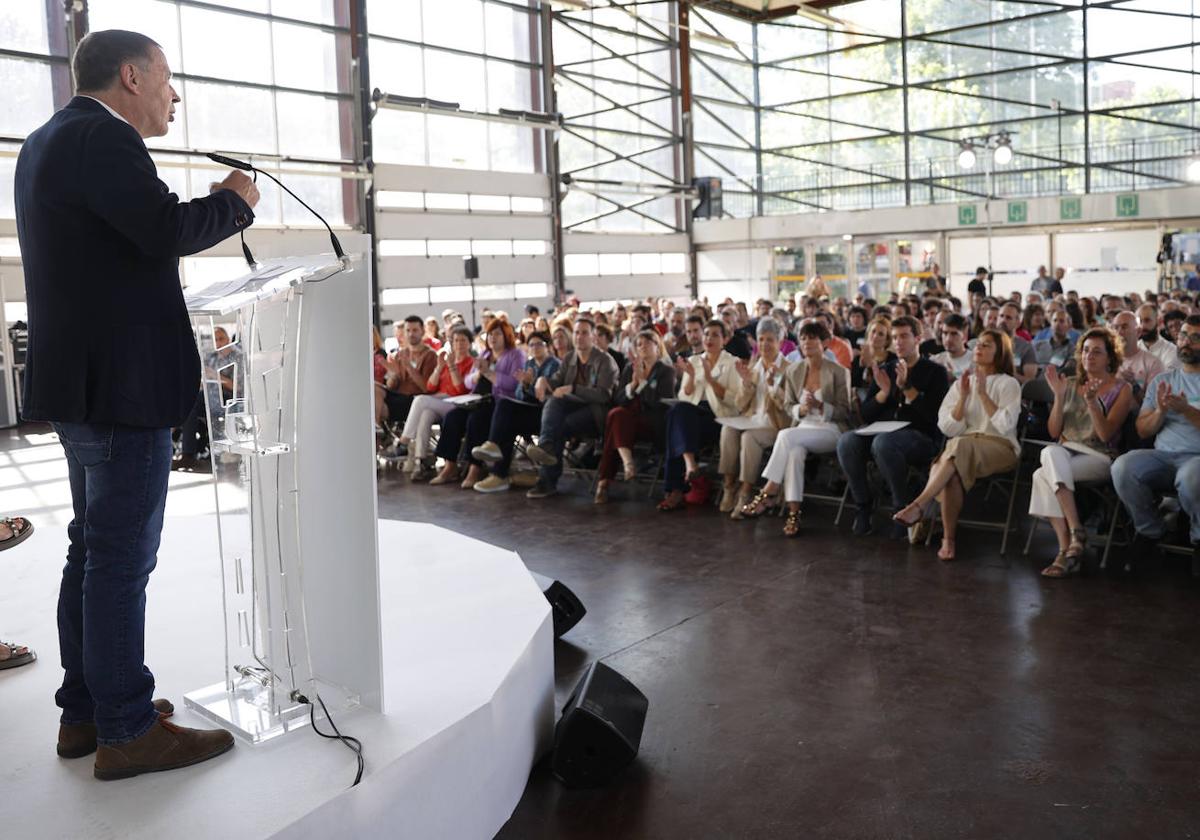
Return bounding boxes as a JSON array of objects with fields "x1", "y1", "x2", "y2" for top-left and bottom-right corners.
[{"x1": 206, "y1": 152, "x2": 347, "y2": 262}]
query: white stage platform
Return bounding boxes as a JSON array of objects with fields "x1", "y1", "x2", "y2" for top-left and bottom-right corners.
[{"x1": 0, "y1": 517, "x2": 554, "y2": 840}]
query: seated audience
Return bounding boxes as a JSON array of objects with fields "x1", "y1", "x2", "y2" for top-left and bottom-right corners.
[
  {"x1": 994, "y1": 302, "x2": 1038, "y2": 383},
  {"x1": 471, "y1": 331, "x2": 562, "y2": 493},
  {"x1": 1113, "y1": 315, "x2": 1200, "y2": 576},
  {"x1": 930, "y1": 313, "x2": 972, "y2": 380},
  {"x1": 1020, "y1": 303, "x2": 1044, "y2": 341},
  {"x1": 850, "y1": 316, "x2": 896, "y2": 392},
  {"x1": 720, "y1": 306, "x2": 753, "y2": 360},
  {"x1": 816, "y1": 311, "x2": 852, "y2": 368},
  {"x1": 594, "y1": 330, "x2": 677, "y2": 503},
  {"x1": 595, "y1": 323, "x2": 627, "y2": 372},
  {"x1": 551, "y1": 322, "x2": 574, "y2": 361},
  {"x1": 525, "y1": 318, "x2": 620, "y2": 499},
  {"x1": 380, "y1": 315, "x2": 438, "y2": 426},
  {"x1": 423, "y1": 317, "x2": 443, "y2": 350},
  {"x1": 1031, "y1": 329, "x2": 1133, "y2": 577},
  {"x1": 400, "y1": 325, "x2": 476, "y2": 479},
  {"x1": 430, "y1": 320, "x2": 525, "y2": 488},
  {"x1": 1034, "y1": 308, "x2": 1078, "y2": 368},
  {"x1": 1138, "y1": 303, "x2": 1178, "y2": 370},
  {"x1": 837, "y1": 316, "x2": 950, "y2": 538},
  {"x1": 677, "y1": 314, "x2": 706, "y2": 359},
  {"x1": 1111, "y1": 310, "x2": 1164, "y2": 400},
  {"x1": 718, "y1": 318, "x2": 791, "y2": 515},
  {"x1": 740, "y1": 321, "x2": 851, "y2": 536},
  {"x1": 1163, "y1": 309, "x2": 1186, "y2": 344},
  {"x1": 658, "y1": 320, "x2": 742, "y2": 511},
  {"x1": 893, "y1": 329, "x2": 1021, "y2": 560}
]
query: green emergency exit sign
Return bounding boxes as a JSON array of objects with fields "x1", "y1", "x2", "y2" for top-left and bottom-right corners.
[
  {"x1": 1116, "y1": 193, "x2": 1139, "y2": 217},
  {"x1": 1007, "y1": 201, "x2": 1028, "y2": 223},
  {"x1": 1060, "y1": 196, "x2": 1082, "y2": 220},
  {"x1": 958, "y1": 204, "x2": 977, "y2": 225}
]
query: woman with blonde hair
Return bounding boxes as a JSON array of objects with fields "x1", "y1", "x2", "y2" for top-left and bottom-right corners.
[
  {"x1": 1032, "y1": 327, "x2": 1133, "y2": 577},
  {"x1": 893, "y1": 328, "x2": 1022, "y2": 561},
  {"x1": 850, "y1": 315, "x2": 895, "y2": 391}
]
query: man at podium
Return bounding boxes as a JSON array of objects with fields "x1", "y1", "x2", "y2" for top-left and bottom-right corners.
[{"x1": 14, "y1": 30, "x2": 260, "y2": 780}]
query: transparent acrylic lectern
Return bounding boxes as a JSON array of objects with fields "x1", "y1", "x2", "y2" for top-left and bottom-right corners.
[{"x1": 183, "y1": 252, "x2": 383, "y2": 743}]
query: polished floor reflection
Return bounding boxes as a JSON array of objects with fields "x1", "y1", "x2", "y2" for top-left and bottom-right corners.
[{"x1": 375, "y1": 465, "x2": 1199, "y2": 840}]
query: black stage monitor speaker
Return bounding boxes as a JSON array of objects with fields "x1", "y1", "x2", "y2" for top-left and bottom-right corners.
[
  {"x1": 529, "y1": 571, "x2": 586, "y2": 638},
  {"x1": 551, "y1": 662, "x2": 648, "y2": 788},
  {"x1": 463, "y1": 255, "x2": 479, "y2": 279}
]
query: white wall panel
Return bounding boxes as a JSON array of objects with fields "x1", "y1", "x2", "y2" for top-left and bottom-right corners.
[
  {"x1": 375, "y1": 164, "x2": 550, "y2": 197},
  {"x1": 563, "y1": 232, "x2": 689, "y2": 254},
  {"x1": 564, "y1": 274, "x2": 691, "y2": 302},
  {"x1": 377, "y1": 211, "x2": 552, "y2": 241}
]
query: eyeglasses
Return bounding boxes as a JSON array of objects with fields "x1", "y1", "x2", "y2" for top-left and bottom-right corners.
[
  {"x1": 528, "y1": 341, "x2": 546, "y2": 349},
  {"x1": 1179, "y1": 331, "x2": 1200, "y2": 345}
]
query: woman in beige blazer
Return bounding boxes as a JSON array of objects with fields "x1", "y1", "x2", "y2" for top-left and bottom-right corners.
[
  {"x1": 720, "y1": 317, "x2": 791, "y2": 515},
  {"x1": 740, "y1": 320, "x2": 852, "y2": 536}
]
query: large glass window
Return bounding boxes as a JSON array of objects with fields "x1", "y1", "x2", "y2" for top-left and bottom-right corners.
[
  {"x1": 692, "y1": 1, "x2": 1200, "y2": 217},
  {"x1": 367, "y1": 0, "x2": 541, "y2": 173},
  {"x1": 85, "y1": 0, "x2": 358, "y2": 226}
]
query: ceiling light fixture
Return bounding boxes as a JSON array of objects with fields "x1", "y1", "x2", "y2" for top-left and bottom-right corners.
[{"x1": 957, "y1": 144, "x2": 977, "y2": 170}]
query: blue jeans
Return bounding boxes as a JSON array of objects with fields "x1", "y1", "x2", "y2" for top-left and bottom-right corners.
[
  {"x1": 664, "y1": 401, "x2": 719, "y2": 492},
  {"x1": 1112, "y1": 448, "x2": 1200, "y2": 542},
  {"x1": 836, "y1": 427, "x2": 939, "y2": 509},
  {"x1": 537, "y1": 396, "x2": 599, "y2": 487},
  {"x1": 53, "y1": 422, "x2": 172, "y2": 745}
]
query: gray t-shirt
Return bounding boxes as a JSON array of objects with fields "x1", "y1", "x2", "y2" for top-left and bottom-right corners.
[{"x1": 1143, "y1": 368, "x2": 1200, "y2": 454}]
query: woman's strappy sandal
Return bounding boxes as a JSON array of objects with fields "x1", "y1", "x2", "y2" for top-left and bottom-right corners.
[{"x1": 739, "y1": 488, "x2": 780, "y2": 519}]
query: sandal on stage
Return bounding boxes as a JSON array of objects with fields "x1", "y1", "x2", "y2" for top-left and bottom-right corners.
[
  {"x1": 0, "y1": 517, "x2": 33, "y2": 551},
  {"x1": 937, "y1": 539, "x2": 956, "y2": 562},
  {"x1": 782, "y1": 509, "x2": 801, "y2": 537},
  {"x1": 621, "y1": 459, "x2": 637, "y2": 482},
  {"x1": 0, "y1": 640, "x2": 35, "y2": 670},
  {"x1": 739, "y1": 489, "x2": 780, "y2": 519},
  {"x1": 1064, "y1": 527, "x2": 1088, "y2": 563},
  {"x1": 594, "y1": 482, "x2": 609, "y2": 505},
  {"x1": 657, "y1": 492, "x2": 685, "y2": 512},
  {"x1": 892, "y1": 504, "x2": 923, "y2": 528},
  {"x1": 1041, "y1": 550, "x2": 1079, "y2": 578}
]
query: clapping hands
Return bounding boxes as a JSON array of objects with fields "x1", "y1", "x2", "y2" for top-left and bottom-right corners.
[{"x1": 1045, "y1": 364, "x2": 1068, "y2": 399}]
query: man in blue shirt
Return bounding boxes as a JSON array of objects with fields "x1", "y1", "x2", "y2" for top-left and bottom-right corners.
[{"x1": 1112, "y1": 314, "x2": 1200, "y2": 576}]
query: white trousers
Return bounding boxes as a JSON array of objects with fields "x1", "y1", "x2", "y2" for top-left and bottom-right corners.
[
  {"x1": 718, "y1": 426, "x2": 780, "y2": 485},
  {"x1": 760, "y1": 425, "x2": 841, "y2": 503},
  {"x1": 401, "y1": 394, "x2": 455, "y2": 458},
  {"x1": 1027, "y1": 443, "x2": 1112, "y2": 519}
]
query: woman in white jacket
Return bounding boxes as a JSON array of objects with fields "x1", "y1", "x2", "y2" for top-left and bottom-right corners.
[
  {"x1": 893, "y1": 329, "x2": 1022, "y2": 561},
  {"x1": 657, "y1": 320, "x2": 742, "y2": 511}
]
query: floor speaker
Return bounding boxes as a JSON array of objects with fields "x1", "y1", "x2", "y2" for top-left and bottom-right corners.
[
  {"x1": 551, "y1": 662, "x2": 648, "y2": 788},
  {"x1": 529, "y1": 571, "x2": 586, "y2": 638}
]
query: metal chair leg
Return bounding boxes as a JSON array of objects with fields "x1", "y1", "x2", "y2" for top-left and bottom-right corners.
[
  {"x1": 1101, "y1": 497, "x2": 1121, "y2": 569},
  {"x1": 1000, "y1": 467, "x2": 1021, "y2": 556},
  {"x1": 834, "y1": 483, "x2": 850, "y2": 525},
  {"x1": 1023, "y1": 516, "x2": 1039, "y2": 555}
]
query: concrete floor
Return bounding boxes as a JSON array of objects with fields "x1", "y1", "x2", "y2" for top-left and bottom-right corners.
[
  {"x1": 4, "y1": 423, "x2": 1197, "y2": 839},
  {"x1": 376, "y1": 467, "x2": 1200, "y2": 840}
]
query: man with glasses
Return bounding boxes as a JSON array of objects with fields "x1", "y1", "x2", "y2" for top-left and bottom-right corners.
[{"x1": 1112, "y1": 314, "x2": 1200, "y2": 577}]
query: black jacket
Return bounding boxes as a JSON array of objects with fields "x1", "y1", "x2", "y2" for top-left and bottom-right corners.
[
  {"x1": 613, "y1": 359, "x2": 676, "y2": 410},
  {"x1": 859, "y1": 356, "x2": 949, "y2": 440},
  {"x1": 15, "y1": 97, "x2": 254, "y2": 427}
]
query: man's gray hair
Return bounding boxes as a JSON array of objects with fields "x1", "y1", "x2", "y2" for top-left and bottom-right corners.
[{"x1": 73, "y1": 30, "x2": 161, "y2": 92}]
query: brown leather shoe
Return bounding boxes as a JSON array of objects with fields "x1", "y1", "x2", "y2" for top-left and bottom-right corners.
[
  {"x1": 94, "y1": 717, "x2": 234, "y2": 781},
  {"x1": 57, "y1": 698, "x2": 176, "y2": 759}
]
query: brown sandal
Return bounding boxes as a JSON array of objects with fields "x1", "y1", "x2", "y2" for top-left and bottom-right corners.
[
  {"x1": 0, "y1": 640, "x2": 35, "y2": 670},
  {"x1": 657, "y1": 492, "x2": 685, "y2": 512},
  {"x1": 0, "y1": 517, "x2": 33, "y2": 551},
  {"x1": 740, "y1": 489, "x2": 780, "y2": 519},
  {"x1": 1041, "y1": 550, "x2": 1080, "y2": 578}
]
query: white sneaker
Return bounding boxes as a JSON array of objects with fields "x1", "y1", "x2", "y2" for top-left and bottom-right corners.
[
  {"x1": 472, "y1": 441, "x2": 503, "y2": 463},
  {"x1": 526, "y1": 444, "x2": 558, "y2": 467},
  {"x1": 474, "y1": 474, "x2": 511, "y2": 493}
]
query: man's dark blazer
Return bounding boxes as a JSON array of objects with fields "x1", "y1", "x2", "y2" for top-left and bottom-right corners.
[{"x1": 14, "y1": 96, "x2": 254, "y2": 427}]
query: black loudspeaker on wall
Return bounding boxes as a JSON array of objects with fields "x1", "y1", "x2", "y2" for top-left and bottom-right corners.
[
  {"x1": 691, "y1": 176, "x2": 723, "y2": 219},
  {"x1": 551, "y1": 662, "x2": 648, "y2": 788},
  {"x1": 462, "y1": 255, "x2": 479, "y2": 279}
]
